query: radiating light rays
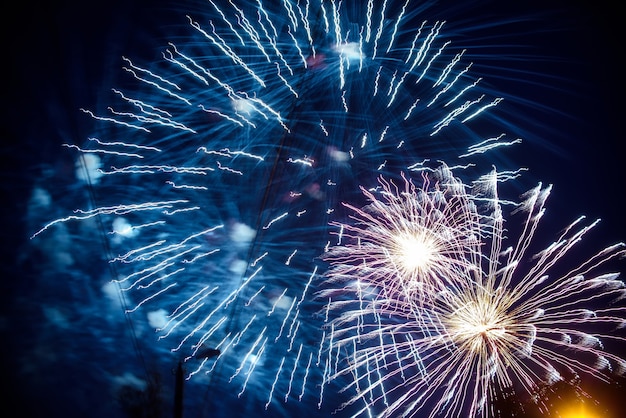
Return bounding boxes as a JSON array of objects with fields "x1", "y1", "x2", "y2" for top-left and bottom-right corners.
[
  {"x1": 321, "y1": 166, "x2": 626, "y2": 418},
  {"x1": 322, "y1": 166, "x2": 485, "y2": 306}
]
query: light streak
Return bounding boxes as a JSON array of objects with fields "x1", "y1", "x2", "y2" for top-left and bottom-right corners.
[{"x1": 266, "y1": 356, "x2": 286, "y2": 410}]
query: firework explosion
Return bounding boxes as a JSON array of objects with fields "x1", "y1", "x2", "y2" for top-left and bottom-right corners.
[
  {"x1": 321, "y1": 166, "x2": 626, "y2": 417},
  {"x1": 322, "y1": 168, "x2": 485, "y2": 305},
  {"x1": 26, "y1": 0, "x2": 624, "y2": 417}
]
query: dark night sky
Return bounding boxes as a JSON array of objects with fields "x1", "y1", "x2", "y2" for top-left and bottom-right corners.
[{"x1": 1, "y1": 1, "x2": 624, "y2": 417}]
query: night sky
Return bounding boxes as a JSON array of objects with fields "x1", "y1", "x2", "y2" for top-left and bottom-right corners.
[{"x1": 2, "y1": 1, "x2": 624, "y2": 417}]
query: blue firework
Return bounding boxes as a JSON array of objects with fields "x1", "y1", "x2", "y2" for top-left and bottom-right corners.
[{"x1": 30, "y1": 0, "x2": 527, "y2": 416}]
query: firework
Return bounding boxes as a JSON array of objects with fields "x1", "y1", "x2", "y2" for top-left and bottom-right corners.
[
  {"x1": 321, "y1": 166, "x2": 626, "y2": 417},
  {"x1": 322, "y1": 167, "x2": 485, "y2": 307},
  {"x1": 30, "y1": 0, "x2": 524, "y2": 415}
]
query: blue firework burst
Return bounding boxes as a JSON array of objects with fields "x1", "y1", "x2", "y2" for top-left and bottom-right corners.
[{"x1": 27, "y1": 1, "x2": 581, "y2": 417}]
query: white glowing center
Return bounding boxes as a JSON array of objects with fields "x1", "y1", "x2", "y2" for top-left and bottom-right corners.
[
  {"x1": 394, "y1": 232, "x2": 437, "y2": 273},
  {"x1": 446, "y1": 299, "x2": 511, "y2": 353}
]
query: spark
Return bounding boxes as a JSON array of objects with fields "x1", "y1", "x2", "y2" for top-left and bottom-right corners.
[
  {"x1": 263, "y1": 212, "x2": 288, "y2": 229},
  {"x1": 80, "y1": 108, "x2": 150, "y2": 132},
  {"x1": 62, "y1": 143, "x2": 144, "y2": 159}
]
